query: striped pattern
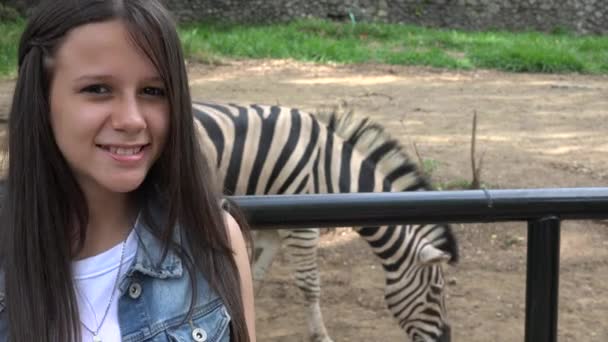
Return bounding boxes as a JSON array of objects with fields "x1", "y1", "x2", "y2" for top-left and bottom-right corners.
[{"x1": 193, "y1": 101, "x2": 458, "y2": 342}]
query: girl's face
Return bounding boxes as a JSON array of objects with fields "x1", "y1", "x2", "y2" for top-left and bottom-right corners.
[{"x1": 49, "y1": 19, "x2": 169, "y2": 198}]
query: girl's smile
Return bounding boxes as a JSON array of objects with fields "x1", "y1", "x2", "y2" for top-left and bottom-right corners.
[{"x1": 97, "y1": 144, "x2": 149, "y2": 164}]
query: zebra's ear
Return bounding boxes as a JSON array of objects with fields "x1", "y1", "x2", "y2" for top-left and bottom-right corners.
[{"x1": 419, "y1": 245, "x2": 452, "y2": 265}]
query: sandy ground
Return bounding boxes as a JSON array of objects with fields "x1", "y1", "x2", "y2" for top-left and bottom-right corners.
[{"x1": 1, "y1": 60, "x2": 607, "y2": 341}]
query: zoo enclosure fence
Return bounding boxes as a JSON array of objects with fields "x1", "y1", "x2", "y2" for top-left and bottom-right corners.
[{"x1": 228, "y1": 187, "x2": 608, "y2": 342}]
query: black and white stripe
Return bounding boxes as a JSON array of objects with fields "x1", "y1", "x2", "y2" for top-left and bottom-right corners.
[{"x1": 193, "y1": 101, "x2": 458, "y2": 342}]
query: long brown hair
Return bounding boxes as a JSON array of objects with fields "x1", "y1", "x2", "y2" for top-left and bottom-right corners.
[{"x1": 0, "y1": 0, "x2": 250, "y2": 341}]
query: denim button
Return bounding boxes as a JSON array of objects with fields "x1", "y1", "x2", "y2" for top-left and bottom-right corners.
[
  {"x1": 128, "y1": 282, "x2": 142, "y2": 299},
  {"x1": 192, "y1": 327, "x2": 207, "y2": 341}
]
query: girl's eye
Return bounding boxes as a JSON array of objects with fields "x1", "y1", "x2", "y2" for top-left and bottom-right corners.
[
  {"x1": 81, "y1": 84, "x2": 110, "y2": 94},
  {"x1": 143, "y1": 87, "x2": 166, "y2": 97}
]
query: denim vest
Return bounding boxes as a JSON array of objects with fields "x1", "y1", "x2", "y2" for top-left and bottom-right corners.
[{"x1": 0, "y1": 214, "x2": 231, "y2": 341}]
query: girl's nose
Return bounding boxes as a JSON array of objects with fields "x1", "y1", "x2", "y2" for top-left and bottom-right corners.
[{"x1": 111, "y1": 97, "x2": 146, "y2": 132}]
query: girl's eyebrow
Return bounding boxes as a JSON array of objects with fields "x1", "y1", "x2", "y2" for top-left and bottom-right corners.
[
  {"x1": 74, "y1": 74, "x2": 115, "y2": 82},
  {"x1": 74, "y1": 75, "x2": 163, "y2": 83},
  {"x1": 140, "y1": 76, "x2": 164, "y2": 83}
]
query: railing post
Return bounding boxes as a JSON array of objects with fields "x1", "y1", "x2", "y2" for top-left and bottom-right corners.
[{"x1": 525, "y1": 216, "x2": 561, "y2": 342}]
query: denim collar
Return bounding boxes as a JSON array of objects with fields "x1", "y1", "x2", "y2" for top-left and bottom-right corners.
[{"x1": 119, "y1": 213, "x2": 184, "y2": 293}]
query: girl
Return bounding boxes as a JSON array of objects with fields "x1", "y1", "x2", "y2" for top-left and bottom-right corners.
[{"x1": 0, "y1": 0, "x2": 255, "y2": 341}]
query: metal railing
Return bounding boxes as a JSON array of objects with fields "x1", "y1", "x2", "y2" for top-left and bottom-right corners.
[{"x1": 229, "y1": 187, "x2": 608, "y2": 342}]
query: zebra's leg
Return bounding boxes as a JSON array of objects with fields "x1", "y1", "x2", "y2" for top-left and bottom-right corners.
[
  {"x1": 284, "y1": 228, "x2": 333, "y2": 342},
  {"x1": 252, "y1": 230, "x2": 282, "y2": 282}
]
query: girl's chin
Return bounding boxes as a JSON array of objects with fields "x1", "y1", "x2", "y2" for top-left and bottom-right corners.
[{"x1": 99, "y1": 177, "x2": 147, "y2": 194}]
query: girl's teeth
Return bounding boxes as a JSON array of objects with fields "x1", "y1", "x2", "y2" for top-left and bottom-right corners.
[{"x1": 107, "y1": 146, "x2": 143, "y2": 155}]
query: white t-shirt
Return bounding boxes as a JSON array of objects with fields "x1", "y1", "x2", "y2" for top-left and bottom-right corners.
[{"x1": 72, "y1": 229, "x2": 138, "y2": 342}]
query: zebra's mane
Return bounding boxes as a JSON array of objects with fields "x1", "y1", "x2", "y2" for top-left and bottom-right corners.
[{"x1": 315, "y1": 106, "x2": 431, "y2": 191}]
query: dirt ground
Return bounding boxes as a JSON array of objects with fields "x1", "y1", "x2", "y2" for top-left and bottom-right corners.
[{"x1": 1, "y1": 60, "x2": 607, "y2": 341}]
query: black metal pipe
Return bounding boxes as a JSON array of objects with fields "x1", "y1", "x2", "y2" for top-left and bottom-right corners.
[
  {"x1": 229, "y1": 188, "x2": 608, "y2": 228},
  {"x1": 525, "y1": 217, "x2": 561, "y2": 342}
]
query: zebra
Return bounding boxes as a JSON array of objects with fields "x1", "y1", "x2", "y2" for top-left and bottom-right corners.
[{"x1": 192, "y1": 101, "x2": 458, "y2": 342}]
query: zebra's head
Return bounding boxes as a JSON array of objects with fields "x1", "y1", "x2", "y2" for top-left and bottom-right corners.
[
  {"x1": 396, "y1": 226, "x2": 455, "y2": 342},
  {"x1": 369, "y1": 222, "x2": 456, "y2": 342}
]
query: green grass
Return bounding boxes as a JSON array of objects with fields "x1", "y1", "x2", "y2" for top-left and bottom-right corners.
[
  {"x1": 178, "y1": 20, "x2": 607, "y2": 73},
  {"x1": 422, "y1": 159, "x2": 440, "y2": 176},
  {"x1": 1, "y1": 18, "x2": 607, "y2": 79},
  {"x1": 0, "y1": 19, "x2": 23, "y2": 78}
]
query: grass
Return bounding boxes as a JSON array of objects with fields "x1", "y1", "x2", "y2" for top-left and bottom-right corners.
[
  {"x1": 1, "y1": 18, "x2": 607, "y2": 79},
  {"x1": 422, "y1": 159, "x2": 440, "y2": 177},
  {"x1": 0, "y1": 18, "x2": 23, "y2": 78},
  {"x1": 178, "y1": 20, "x2": 607, "y2": 74}
]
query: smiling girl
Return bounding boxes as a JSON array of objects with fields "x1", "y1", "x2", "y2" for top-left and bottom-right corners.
[{"x1": 0, "y1": 1, "x2": 254, "y2": 341}]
